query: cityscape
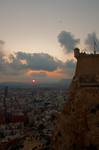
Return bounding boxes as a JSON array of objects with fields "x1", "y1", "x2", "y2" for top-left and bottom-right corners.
[{"x1": 0, "y1": 85, "x2": 69, "y2": 149}]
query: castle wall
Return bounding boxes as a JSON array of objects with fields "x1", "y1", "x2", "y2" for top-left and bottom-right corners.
[
  {"x1": 75, "y1": 55, "x2": 99, "y2": 77},
  {"x1": 53, "y1": 51, "x2": 99, "y2": 150}
]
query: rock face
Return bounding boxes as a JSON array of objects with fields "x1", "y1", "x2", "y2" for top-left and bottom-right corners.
[{"x1": 53, "y1": 49, "x2": 99, "y2": 150}]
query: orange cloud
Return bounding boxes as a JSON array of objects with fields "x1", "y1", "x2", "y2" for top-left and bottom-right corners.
[
  {"x1": 26, "y1": 69, "x2": 63, "y2": 78},
  {"x1": 20, "y1": 59, "x2": 27, "y2": 64},
  {"x1": 46, "y1": 70, "x2": 62, "y2": 78}
]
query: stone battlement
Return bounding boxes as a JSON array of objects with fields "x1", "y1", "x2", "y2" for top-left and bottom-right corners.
[{"x1": 74, "y1": 48, "x2": 99, "y2": 85}]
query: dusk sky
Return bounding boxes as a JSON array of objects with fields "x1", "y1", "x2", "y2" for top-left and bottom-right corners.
[{"x1": 0, "y1": 0, "x2": 99, "y2": 83}]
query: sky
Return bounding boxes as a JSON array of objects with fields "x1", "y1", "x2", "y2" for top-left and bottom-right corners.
[{"x1": 0, "y1": 0, "x2": 99, "y2": 83}]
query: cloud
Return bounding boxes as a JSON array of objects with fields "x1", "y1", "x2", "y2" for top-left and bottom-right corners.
[
  {"x1": 0, "y1": 37, "x2": 77, "y2": 81},
  {"x1": 58, "y1": 31, "x2": 80, "y2": 53},
  {"x1": 65, "y1": 59, "x2": 76, "y2": 69},
  {"x1": 85, "y1": 32, "x2": 99, "y2": 51},
  {"x1": 0, "y1": 41, "x2": 6, "y2": 73},
  {"x1": 30, "y1": 71, "x2": 48, "y2": 78},
  {"x1": 0, "y1": 52, "x2": 63, "y2": 76},
  {"x1": 0, "y1": 40, "x2": 5, "y2": 55},
  {"x1": 60, "y1": 59, "x2": 76, "y2": 78},
  {"x1": 12, "y1": 52, "x2": 62, "y2": 71},
  {"x1": 0, "y1": 50, "x2": 76, "y2": 80},
  {"x1": 0, "y1": 40, "x2": 5, "y2": 49}
]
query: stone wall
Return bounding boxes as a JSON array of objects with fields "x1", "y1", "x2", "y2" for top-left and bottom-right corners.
[
  {"x1": 53, "y1": 53, "x2": 99, "y2": 150},
  {"x1": 53, "y1": 85, "x2": 99, "y2": 150},
  {"x1": 75, "y1": 55, "x2": 99, "y2": 77}
]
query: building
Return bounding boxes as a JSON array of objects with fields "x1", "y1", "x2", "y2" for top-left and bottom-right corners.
[{"x1": 53, "y1": 48, "x2": 99, "y2": 150}]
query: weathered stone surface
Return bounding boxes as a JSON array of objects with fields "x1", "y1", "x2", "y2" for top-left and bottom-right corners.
[{"x1": 53, "y1": 49, "x2": 99, "y2": 150}]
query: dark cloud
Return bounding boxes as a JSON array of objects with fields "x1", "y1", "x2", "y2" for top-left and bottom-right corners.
[
  {"x1": 11, "y1": 52, "x2": 62, "y2": 71},
  {"x1": 0, "y1": 37, "x2": 77, "y2": 80},
  {"x1": 0, "y1": 40, "x2": 5, "y2": 53},
  {"x1": 65, "y1": 59, "x2": 76, "y2": 69},
  {"x1": 0, "y1": 50, "x2": 76, "y2": 79},
  {"x1": 0, "y1": 52, "x2": 63, "y2": 75},
  {"x1": 0, "y1": 41, "x2": 6, "y2": 72},
  {"x1": 0, "y1": 40, "x2": 4, "y2": 56},
  {"x1": 85, "y1": 32, "x2": 99, "y2": 51},
  {"x1": 0, "y1": 40, "x2": 5, "y2": 45},
  {"x1": 0, "y1": 57, "x2": 5, "y2": 72},
  {"x1": 30, "y1": 72, "x2": 48, "y2": 78},
  {"x1": 61, "y1": 59, "x2": 76, "y2": 78},
  {"x1": 58, "y1": 31, "x2": 80, "y2": 53}
]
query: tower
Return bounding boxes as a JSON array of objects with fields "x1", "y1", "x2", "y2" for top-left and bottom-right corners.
[
  {"x1": 53, "y1": 48, "x2": 99, "y2": 150},
  {"x1": 74, "y1": 48, "x2": 80, "y2": 58}
]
